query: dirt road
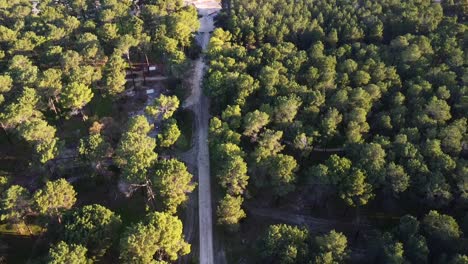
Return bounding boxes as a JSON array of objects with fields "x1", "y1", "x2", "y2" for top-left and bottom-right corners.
[
  {"x1": 194, "y1": 33, "x2": 214, "y2": 264},
  {"x1": 183, "y1": 2, "x2": 221, "y2": 263}
]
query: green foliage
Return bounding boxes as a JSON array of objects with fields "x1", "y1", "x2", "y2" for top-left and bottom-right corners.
[
  {"x1": 209, "y1": 117, "x2": 241, "y2": 146},
  {"x1": 260, "y1": 224, "x2": 309, "y2": 264},
  {"x1": 353, "y1": 143, "x2": 386, "y2": 186},
  {"x1": 0, "y1": 0, "x2": 200, "y2": 179},
  {"x1": 390, "y1": 215, "x2": 429, "y2": 263},
  {"x1": 310, "y1": 155, "x2": 374, "y2": 205},
  {"x1": 0, "y1": 87, "x2": 41, "y2": 128},
  {"x1": 146, "y1": 95, "x2": 180, "y2": 120},
  {"x1": 115, "y1": 115, "x2": 157, "y2": 183},
  {"x1": 451, "y1": 255, "x2": 468, "y2": 264},
  {"x1": 243, "y1": 110, "x2": 270, "y2": 138},
  {"x1": 314, "y1": 230, "x2": 348, "y2": 264},
  {"x1": 33, "y1": 179, "x2": 76, "y2": 220},
  {"x1": 8, "y1": 55, "x2": 38, "y2": 86},
  {"x1": 17, "y1": 119, "x2": 59, "y2": 163},
  {"x1": 268, "y1": 154, "x2": 298, "y2": 196},
  {"x1": 217, "y1": 154, "x2": 249, "y2": 196},
  {"x1": 157, "y1": 118, "x2": 181, "y2": 148},
  {"x1": 120, "y1": 212, "x2": 190, "y2": 263},
  {"x1": 60, "y1": 82, "x2": 94, "y2": 110},
  {"x1": 385, "y1": 162, "x2": 410, "y2": 195},
  {"x1": 63, "y1": 204, "x2": 121, "y2": 256},
  {"x1": 216, "y1": 194, "x2": 246, "y2": 229},
  {"x1": 78, "y1": 133, "x2": 110, "y2": 164},
  {"x1": 422, "y1": 210, "x2": 461, "y2": 245},
  {"x1": 293, "y1": 132, "x2": 314, "y2": 156},
  {"x1": 396, "y1": 215, "x2": 420, "y2": 241},
  {"x1": 0, "y1": 0, "x2": 466, "y2": 261},
  {"x1": 0, "y1": 185, "x2": 30, "y2": 224},
  {"x1": 325, "y1": 155, "x2": 352, "y2": 185},
  {"x1": 339, "y1": 168, "x2": 374, "y2": 207},
  {"x1": 206, "y1": 0, "x2": 467, "y2": 216},
  {"x1": 38, "y1": 69, "x2": 63, "y2": 99},
  {"x1": 60, "y1": 50, "x2": 84, "y2": 75},
  {"x1": 405, "y1": 234, "x2": 429, "y2": 264},
  {"x1": 222, "y1": 105, "x2": 242, "y2": 129},
  {"x1": 208, "y1": 28, "x2": 232, "y2": 54},
  {"x1": 0, "y1": 176, "x2": 8, "y2": 193},
  {"x1": 320, "y1": 108, "x2": 342, "y2": 139},
  {"x1": 142, "y1": 1, "x2": 199, "y2": 68},
  {"x1": 47, "y1": 241, "x2": 90, "y2": 264},
  {"x1": 423, "y1": 96, "x2": 452, "y2": 125},
  {"x1": 253, "y1": 129, "x2": 284, "y2": 163},
  {"x1": 438, "y1": 118, "x2": 467, "y2": 155},
  {"x1": 381, "y1": 233, "x2": 405, "y2": 264},
  {"x1": 103, "y1": 52, "x2": 128, "y2": 96},
  {"x1": 152, "y1": 159, "x2": 195, "y2": 214},
  {"x1": 76, "y1": 32, "x2": 103, "y2": 60},
  {"x1": 0, "y1": 75, "x2": 13, "y2": 95},
  {"x1": 273, "y1": 95, "x2": 302, "y2": 124}
]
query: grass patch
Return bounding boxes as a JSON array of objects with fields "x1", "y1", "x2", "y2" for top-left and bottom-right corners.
[{"x1": 175, "y1": 110, "x2": 194, "y2": 152}]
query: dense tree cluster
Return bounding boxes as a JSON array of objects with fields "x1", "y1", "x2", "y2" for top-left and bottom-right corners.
[
  {"x1": 120, "y1": 212, "x2": 190, "y2": 263},
  {"x1": 0, "y1": 0, "x2": 199, "y2": 164},
  {"x1": 0, "y1": 0, "x2": 197, "y2": 262},
  {"x1": 46, "y1": 241, "x2": 90, "y2": 264},
  {"x1": 259, "y1": 211, "x2": 467, "y2": 263},
  {"x1": 62, "y1": 204, "x2": 122, "y2": 257},
  {"x1": 369, "y1": 211, "x2": 467, "y2": 263},
  {"x1": 115, "y1": 115, "x2": 158, "y2": 184},
  {"x1": 146, "y1": 94, "x2": 182, "y2": 148},
  {"x1": 152, "y1": 159, "x2": 196, "y2": 214},
  {"x1": 1, "y1": 179, "x2": 76, "y2": 228},
  {"x1": 210, "y1": 117, "x2": 248, "y2": 228},
  {"x1": 259, "y1": 224, "x2": 349, "y2": 264},
  {"x1": 208, "y1": 0, "x2": 467, "y2": 261}
]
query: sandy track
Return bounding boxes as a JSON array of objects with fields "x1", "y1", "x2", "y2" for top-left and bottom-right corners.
[
  {"x1": 193, "y1": 33, "x2": 214, "y2": 264},
  {"x1": 182, "y1": 1, "x2": 220, "y2": 263}
]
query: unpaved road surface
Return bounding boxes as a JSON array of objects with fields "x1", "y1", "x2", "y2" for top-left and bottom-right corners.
[{"x1": 183, "y1": 1, "x2": 221, "y2": 264}]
